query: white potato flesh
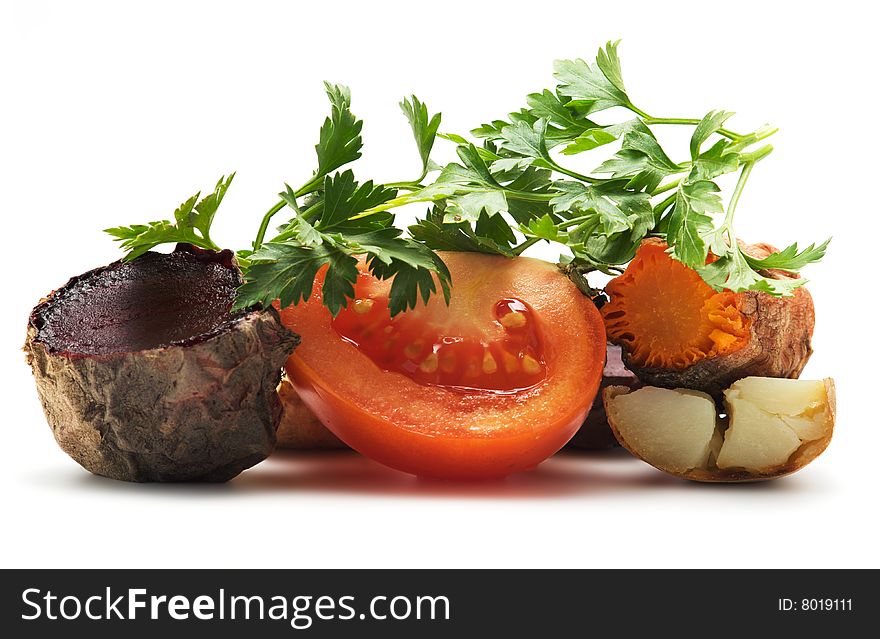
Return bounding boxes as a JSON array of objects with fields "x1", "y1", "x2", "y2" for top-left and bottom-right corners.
[
  {"x1": 718, "y1": 377, "x2": 832, "y2": 472},
  {"x1": 607, "y1": 387, "x2": 716, "y2": 474},
  {"x1": 726, "y1": 377, "x2": 826, "y2": 415},
  {"x1": 716, "y1": 397, "x2": 802, "y2": 471},
  {"x1": 781, "y1": 413, "x2": 828, "y2": 441}
]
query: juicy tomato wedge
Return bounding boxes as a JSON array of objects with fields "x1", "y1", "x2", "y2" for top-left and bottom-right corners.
[{"x1": 278, "y1": 252, "x2": 606, "y2": 479}]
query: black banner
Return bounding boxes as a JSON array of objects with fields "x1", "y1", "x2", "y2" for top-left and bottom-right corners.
[{"x1": 1, "y1": 569, "x2": 871, "y2": 636}]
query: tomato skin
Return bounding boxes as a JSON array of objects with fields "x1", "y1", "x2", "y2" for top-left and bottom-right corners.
[
  {"x1": 287, "y1": 354, "x2": 593, "y2": 479},
  {"x1": 279, "y1": 252, "x2": 606, "y2": 480}
]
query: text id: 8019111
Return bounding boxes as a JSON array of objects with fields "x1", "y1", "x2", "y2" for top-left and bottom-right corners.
[{"x1": 778, "y1": 598, "x2": 853, "y2": 612}]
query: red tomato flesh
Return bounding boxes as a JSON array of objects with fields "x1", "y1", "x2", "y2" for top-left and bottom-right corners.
[
  {"x1": 278, "y1": 252, "x2": 606, "y2": 479},
  {"x1": 333, "y1": 278, "x2": 547, "y2": 393}
]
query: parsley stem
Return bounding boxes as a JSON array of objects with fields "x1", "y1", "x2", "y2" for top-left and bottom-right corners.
[
  {"x1": 384, "y1": 181, "x2": 425, "y2": 190},
  {"x1": 653, "y1": 192, "x2": 677, "y2": 216},
  {"x1": 252, "y1": 200, "x2": 286, "y2": 250},
  {"x1": 512, "y1": 237, "x2": 541, "y2": 256},
  {"x1": 737, "y1": 144, "x2": 774, "y2": 164},
  {"x1": 252, "y1": 176, "x2": 330, "y2": 250},
  {"x1": 551, "y1": 163, "x2": 600, "y2": 184},
  {"x1": 646, "y1": 118, "x2": 741, "y2": 140},
  {"x1": 514, "y1": 212, "x2": 612, "y2": 256},
  {"x1": 301, "y1": 200, "x2": 324, "y2": 221},
  {"x1": 724, "y1": 161, "x2": 756, "y2": 231},
  {"x1": 556, "y1": 214, "x2": 596, "y2": 230},
  {"x1": 506, "y1": 189, "x2": 556, "y2": 202},
  {"x1": 297, "y1": 175, "x2": 325, "y2": 195},
  {"x1": 630, "y1": 106, "x2": 743, "y2": 141},
  {"x1": 651, "y1": 178, "x2": 682, "y2": 196}
]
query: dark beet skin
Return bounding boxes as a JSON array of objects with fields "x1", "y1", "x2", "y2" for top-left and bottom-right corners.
[{"x1": 25, "y1": 245, "x2": 300, "y2": 482}]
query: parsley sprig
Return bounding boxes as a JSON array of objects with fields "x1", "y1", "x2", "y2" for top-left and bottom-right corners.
[
  {"x1": 107, "y1": 84, "x2": 450, "y2": 316},
  {"x1": 106, "y1": 41, "x2": 828, "y2": 317},
  {"x1": 384, "y1": 40, "x2": 828, "y2": 293},
  {"x1": 105, "y1": 173, "x2": 235, "y2": 260}
]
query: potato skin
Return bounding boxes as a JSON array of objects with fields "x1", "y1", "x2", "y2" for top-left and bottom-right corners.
[
  {"x1": 603, "y1": 381, "x2": 835, "y2": 483},
  {"x1": 276, "y1": 377, "x2": 346, "y2": 449},
  {"x1": 618, "y1": 241, "x2": 815, "y2": 401}
]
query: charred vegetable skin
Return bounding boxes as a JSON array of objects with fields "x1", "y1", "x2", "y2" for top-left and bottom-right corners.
[{"x1": 25, "y1": 245, "x2": 299, "y2": 482}]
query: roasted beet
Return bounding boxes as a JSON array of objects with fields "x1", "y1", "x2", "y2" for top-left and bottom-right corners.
[
  {"x1": 568, "y1": 344, "x2": 640, "y2": 450},
  {"x1": 24, "y1": 245, "x2": 299, "y2": 482}
]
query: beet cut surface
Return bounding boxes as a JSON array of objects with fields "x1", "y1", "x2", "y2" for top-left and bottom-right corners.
[{"x1": 30, "y1": 247, "x2": 249, "y2": 356}]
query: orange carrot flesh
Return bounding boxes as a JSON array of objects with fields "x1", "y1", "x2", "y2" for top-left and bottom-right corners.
[{"x1": 602, "y1": 243, "x2": 750, "y2": 370}]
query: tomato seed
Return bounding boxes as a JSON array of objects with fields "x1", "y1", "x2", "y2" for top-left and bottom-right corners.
[
  {"x1": 522, "y1": 354, "x2": 541, "y2": 375},
  {"x1": 404, "y1": 342, "x2": 422, "y2": 359},
  {"x1": 419, "y1": 353, "x2": 439, "y2": 373},
  {"x1": 499, "y1": 311, "x2": 527, "y2": 329},
  {"x1": 352, "y1": 298, "x2": 374, "y2": 314},
  {"x1": 482, "y1": 352, "x2": 498, "y2": 374},
  {"x1": 502, "y1": 352, "x2": 519, "y2": 374}
]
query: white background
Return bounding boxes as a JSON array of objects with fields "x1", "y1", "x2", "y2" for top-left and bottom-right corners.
[{"x1": 2, "y1": 0, "x2": 877, "y2": 569}]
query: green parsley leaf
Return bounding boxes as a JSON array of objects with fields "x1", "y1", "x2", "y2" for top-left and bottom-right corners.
[
  {"x1": 560, "y1": 118, "x2": 648, "y2": 155},
  {"x1": 560, "y1": 127, "x2": 618, "y2": 155},
  {"x1": 690, "y1": 110, "x2": 735, "y2": 159},
  {"x1": 743, "y1": 239, "x2": 831, "y2": 272},
  {"x1": 550, "y1": 181, "x2": 650, "y2": 236},
  {"x1": 236, "y1": 242, "x2": 344, "y2": 310},
  {"x1": 471, "y1": 119, "x2": 511, "y2": 140},
  {"x1": 581, "y1": 231, "x2": 642, "y2": 266},
  {"x1": 456, "y1": 144, "x2": 504, "y2": 186},
  {"x1": 196, "y1": 173, "x2": 235, "y2": 232},
  {"x1": 489, "y1": 156, "x2": 534, "y2": 173},
  {"x1": 596, "y1": 39, "x2": 627, "y2": 94},
  {"x1": 104, "y1": 174, "x2": 233, "y2": 259},
  {"x1": 344, "y1": 228, "x2": 437, "y2": 269},
  {"x1": 315, "y1": 83, "x2": 363, "y2": 178},
  {"x1": 554, "y1": 45, "x2": 631, "y2": 113},
  {"x1": 410, "y1": 207, "x2": 515, "y2": 256},
  {"x1": 444, "y1": 191, "x2": 509, "y2": 224},
  {"x1": 698, "y1": 248, "x2": 807, "y2": 296},
  {"x1": 400, "y1": 95, "x2": 442, "y2": 180},
  {"x1": 317, "y1": 170, "x2": 397, "y2": 231},
  {"x1": 595, "y1": 129, "x2": 682, "y2": 191},
  {"x1": 525, "y1": 89, "x2": 598, "y2": 142},
  {"x1": 437, "y1": 132, "x2": 470, "y2": 145},
  {"x1": 319, "y1": 248, "x2": 361, "y2": 315},
  {"x1": 691, "y1": 139, "x2": 740, "y2": 180},
  {"x1": 522, "y1": 213, "x2": 561, "y2": 242},
  {"x1": 666, "y1": 180, "x2": 723, "y2": 267},
  {"x1": 498, "y1": 119, "x2": 554, "y2": 167},
  {"x1": 368, "y1": 247, "x2": 452, "y2": 315}
]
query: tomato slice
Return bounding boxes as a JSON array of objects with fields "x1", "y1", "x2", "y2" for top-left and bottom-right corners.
[{"x1": 278, "y1": 252, "x2": 606, "y2": 479}]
